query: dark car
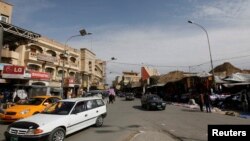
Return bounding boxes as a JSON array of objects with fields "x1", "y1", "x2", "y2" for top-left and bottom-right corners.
[
  {"x1": 218, "y1": 94, "x2": 242, "y2": 110},
  {"x1": 117, "y1": 92, "x2": 126, "y2": 97},
  {"x1": 125, "y1": 93, "x2": 135, "y2": 100},
  {"x1": 141, "y1": 94, "x2": 166, "y2": 110}
]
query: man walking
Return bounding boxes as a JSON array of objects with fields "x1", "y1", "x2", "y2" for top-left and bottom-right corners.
[{"x1": 204, "y1": 92, "x2": 212, "y2": 113}]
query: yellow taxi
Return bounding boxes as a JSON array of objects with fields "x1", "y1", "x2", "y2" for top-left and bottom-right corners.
[{"x1": 0, "y1": 95, "x2": 61, "y2": 122}]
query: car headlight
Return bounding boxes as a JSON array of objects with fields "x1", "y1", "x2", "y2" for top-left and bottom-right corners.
[
  {"x1": 162, "y1": 102, "x2": 166, "y2": 105},
  {"x1": 20, "y1": 109, "x2": 30, "y2": 115},
  {"x1": 26, "y1": 128, "x2": 43, "y2": 135}
]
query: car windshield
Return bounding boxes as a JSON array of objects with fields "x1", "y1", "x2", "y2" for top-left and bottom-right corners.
[
  {"x1": 148, "y1": 96, "x2": 160, "y2": 101},
  {"x1": 17, "y1": 98, "x2": 45, "y2": 105},
  {"x1": 126, "y1": 93, "x2": 133, "y2": 96},
  {"x1": 42, "y1": 101, "x2": 75, "y2": 115}
]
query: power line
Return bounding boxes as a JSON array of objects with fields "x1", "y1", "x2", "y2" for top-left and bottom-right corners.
[{"x1": 191, "y1": 54, "x2": 250, "y2": 67}]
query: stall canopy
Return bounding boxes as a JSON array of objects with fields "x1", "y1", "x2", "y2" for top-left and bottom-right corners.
[{"x1": 223, "y1": 73, "x2": 250, "y2": 82}]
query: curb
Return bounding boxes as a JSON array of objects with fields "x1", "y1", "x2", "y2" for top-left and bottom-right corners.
[{"x1": 172, "y1": 102, "x2": 250, "y2": 118}]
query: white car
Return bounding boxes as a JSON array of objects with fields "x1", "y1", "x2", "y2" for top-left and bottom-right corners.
[{"x1": 5, "y1": 97, "x2": 107, "y2": 141}]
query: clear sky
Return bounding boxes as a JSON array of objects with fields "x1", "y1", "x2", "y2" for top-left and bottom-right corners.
[{"x1": 6, "y1": 0, "x2": 250, "y2": 84}]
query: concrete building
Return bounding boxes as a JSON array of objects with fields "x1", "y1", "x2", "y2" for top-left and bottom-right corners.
[
  {"x1": 0, "y1": 0, "x2": 106, "y2": 97},
  {"x1": 80, "y1": 48, "x2": 105, "y2": 91},
  {"x1": 0, "y1": 0, "x2": 12, "y2": 24}
]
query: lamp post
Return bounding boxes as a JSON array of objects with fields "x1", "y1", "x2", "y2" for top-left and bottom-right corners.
[
  {"x1": 104, "y1": 57, "x2": 117, "y2": 87},
  {"x1": 0, "y1": 27, "x2": 3, "y2": 63},
  {"x1": 61, "y1": 29, "x2": 92, "y2": 98},
  {"x1": 188, "y1": 20, "x2": 215, "y2": 89}
]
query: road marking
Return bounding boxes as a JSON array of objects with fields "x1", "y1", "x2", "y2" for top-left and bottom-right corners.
[
  {"x1": 130, "y1": 130, "x2": 145, "y2": 141},
  {"x1": 170, "y1": 129, "x2": 175, "y2": 132}
]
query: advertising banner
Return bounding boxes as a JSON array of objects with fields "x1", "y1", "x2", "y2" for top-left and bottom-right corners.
[
  {"x1": 2, "y1": 65, "x2": 25, "y2": 79},
  {"x1": 30, "y1": 71, "x2": 50, "y2": 80}
]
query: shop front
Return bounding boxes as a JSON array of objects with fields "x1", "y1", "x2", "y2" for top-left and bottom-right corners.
[{"x1": 64, "y1": 77, "x2": 80, "y2": 98}]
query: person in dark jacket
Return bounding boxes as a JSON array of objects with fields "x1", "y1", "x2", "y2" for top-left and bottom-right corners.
[
  {"x1": 198, "y1": 93, "x2": 204, "y2": 112},
  {"x1": 204, "y1": 92, "x2": 212, "y2": 113}
]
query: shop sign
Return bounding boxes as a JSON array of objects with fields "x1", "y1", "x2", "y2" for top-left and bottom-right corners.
[
  {"x1": 30, "y1": 71, "x2": 50, "y2": 80},
  {"x1": 64, "y1": 78, "x2": 75, "y2": 84},
  {"x1": 2, "y1": 65, "x2": 25, "y2": 79},
  {"x1": 64, "y1": 78, "x2": 80, "y2": 87}
]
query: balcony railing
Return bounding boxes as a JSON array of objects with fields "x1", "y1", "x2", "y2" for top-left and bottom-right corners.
[{"x1": 25, "y1": 52, "x2": 37, "y2": 61}]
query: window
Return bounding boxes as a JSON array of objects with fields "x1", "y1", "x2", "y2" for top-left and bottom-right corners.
[
  {"x1": 0, "y1": 14, "x2": 9, "y2": 23},
  {"x1": 73, "y1": 102, "x2": 86, "y2": 114},
  {"x1": 96, "y1": 99, "x2": 104, "y2": 106},
  {"x1": 86, "y1": 100, "x2": 98, "y2": 110}
]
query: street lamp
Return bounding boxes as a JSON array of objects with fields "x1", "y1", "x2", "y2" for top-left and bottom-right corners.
[
  {"x1": 104, "y1": 57, "x2": 117, "y2": 86},
  {"x1": 188, "y1": 20, "x2": 215, "y2": 88},
  {"x1": 61, "y1": 29, "x2": 92, "y2": 98}
]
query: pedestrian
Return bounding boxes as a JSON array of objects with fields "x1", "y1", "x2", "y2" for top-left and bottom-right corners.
[
  {"x1": 241, "y1": 91, "x2": 248, "y2": 113},
  {"x1": 198, "y1": 93, "x2": 204, "y2": 112},
  {"x1": 77, "y1": 88, "x2": 83, "y2": 97},
  {"x1": 109, "y1": 93, "x2": 114, "y2": 104},
  {"x1": 108, "y1": 88, "x2": 116, "y2": 104},
  {"x1": 204, "y1": 92, "x2": 212, "y2": 113},
  {"x1": 67, "y1": 89, "x2": 72, "y2": 99}
]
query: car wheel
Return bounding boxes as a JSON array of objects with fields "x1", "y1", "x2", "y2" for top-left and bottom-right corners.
[
  {"x1": 48, "y1": 127, "x2": 65, "y2": 141},
  {"x1": 95, "y1": 116, "x2": 104, "y2": 127}
]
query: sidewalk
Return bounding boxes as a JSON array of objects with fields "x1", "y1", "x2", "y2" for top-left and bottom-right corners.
[{"x1": 171, "y1": 102, "x2": 250, "y2": 119}]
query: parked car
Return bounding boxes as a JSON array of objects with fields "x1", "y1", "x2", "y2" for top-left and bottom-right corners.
[
  {"x1": 84, "y1": 90, "x2": 108, "y2": 99},
  {"x1": 5, "y1": 97, "x2": 107, "y2": 141},
  {"x1": 217, "y1": 94, "x2": 242, "y2": 110},
  {"x1": 125, "y1": 93, "x2": 135, "y2": 100},
  {"x1": 117, "y1": 92, "x2": 126, "y2": 97},
  {"x1": 141, "y1": 94, "x2": 166, "y2": 110},
  {"x1": 0, "y1": 96, "x2": 61, "y2": 122}
]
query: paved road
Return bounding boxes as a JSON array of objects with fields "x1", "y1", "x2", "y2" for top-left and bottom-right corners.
[{"x1": 0, "y1": 98, "x2": 249, "y2": 141}]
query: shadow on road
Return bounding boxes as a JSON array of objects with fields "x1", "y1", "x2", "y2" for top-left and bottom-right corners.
[
  {"x1": 0, "y1": 121, "x2": 10, "y2": 125},
  {"x1": 132, "y1": 105, "x2": 146, "y2": 111},
  {"x1": 132, "y1": 105, "x2": 163, "y2": 112},
  {"x1": 181, "y1": 109, "x2": 201, "y2": 112},
  {"x1": 95, "y1": 124, "x2": 141, "y2": 134}
]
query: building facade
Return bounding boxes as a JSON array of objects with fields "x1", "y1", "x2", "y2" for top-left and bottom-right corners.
[
  {"x1": 80, "y1": 48, "x2": 105, "y2": 91},
  {"x1": 0, "y1": 0, "x2": 105, "y2": 97},
  {"x1": 0, "y1": 0, "x2": 12, "y2": 24}
]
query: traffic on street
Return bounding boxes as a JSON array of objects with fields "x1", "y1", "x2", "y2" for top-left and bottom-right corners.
[
  {"x1": 1, "y1": 0, "x2": 250, "y2": 141},
  {"x1": 1, "y1": 97, "x2": 249, "y2": 141}
]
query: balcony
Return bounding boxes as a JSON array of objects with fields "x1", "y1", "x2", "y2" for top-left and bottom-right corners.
[
  {"x1": 25, "y1": 52, "x2": 38, "y2": 61},
  {"x1": 1, "y1": 49, "x2": 20, "y2": 60},
  {"x1": 69, "y1": 62, "x2": 79, "y2": 69},
  {"x1": 58, "y1": 60, "x2": 69, "y2": 67},
  {"x1": 25, "y1": 52, "x2": 58, "y2": 64}
]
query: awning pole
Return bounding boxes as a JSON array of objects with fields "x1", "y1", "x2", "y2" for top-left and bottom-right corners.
[{"x1": 0, "y1": 27, "x2": 3, "y2": 63}]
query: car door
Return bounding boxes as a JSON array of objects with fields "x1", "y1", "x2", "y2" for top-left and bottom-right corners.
[
  {"x1": 67, "y1": 101, "x2": 89, "y2": 134},
  {"x1": 96, "y1": 99, "x2": 106, "y2": 115},
  {"x1": 85, "y1": 100, "x2": 99, "y2": 125}
]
